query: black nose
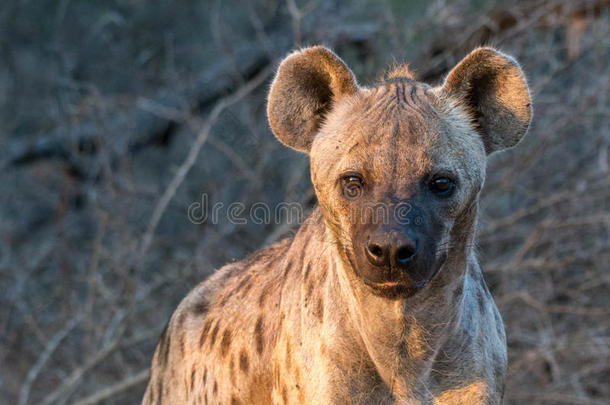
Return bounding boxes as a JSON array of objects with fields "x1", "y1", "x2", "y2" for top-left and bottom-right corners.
[{"x1": 365, "y1": 231, "x2": 419, "y2": 268}]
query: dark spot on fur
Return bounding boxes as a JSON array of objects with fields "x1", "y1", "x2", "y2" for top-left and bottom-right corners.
[
  {"x1": 220, "y1": 291, "x2": 231, "y2": 306},
  {"x1": 192, "y1": 299, "x2": 209, "y2": 315},
  {"x1": 236, "y1": 274, "x2": 251, "y2": 291},
  {"x1": 213, "y1": 380, "x2": 218, "y2": 394},
  {"x1": 242, "y1": 280, "x2": 253, "y2": 295},
  {"x1": 314, "y1": 296, "x2": 324, "y2": 321},
  {"x1": 254, "y1": 316, "x2": 264, "y2": 354},
  {"x1": 158, "y1": 324, "x2": 171, "y2": 366},
  {"x1": 231, "y1": 396, "x2": 240, "y2": 405},
  {"x1": 239, "y1": 350, "x2": 249, "y2": 373},
  {"x1": 282, "y1": 258, "x2": 294, "y2": 278},
  {"x1": 210, "y1": 322, "x2": 220, "y2": 347},
  {"x1": 179, "y1": 333, "x2": 186, "y2": 357},
  {"x1": 259, "y1": 283, "x2": 271, "y2": 307},
  {"x1": 190, "y1": 368, "x2": 196, "y2": 393},
  {"x1": 306, "y1": 281, "x2": 314, "y2": 298},
  {"x1": 175, "y1": 312, "x2": 187, "y2": 336},
  {"x1": 203, "y1": 368, "x2": 207, "y2": 385},
  {"x1": 302, "y1": 262, "x2": 311, "y2": 280},
  {"x1": 221, "y1": 328, "x2": 232, "y2": 357},
  {"x1": 199, "y1": 318, "x2": 212, "y2": 347}
]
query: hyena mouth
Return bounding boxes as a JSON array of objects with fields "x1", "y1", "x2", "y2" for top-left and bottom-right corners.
[
  {"x1": 361, "y1": 276, "x2": 421, "y2": 299},
  {"x1": 356, "y1": 249, "x2": 449, "y2": 299}
]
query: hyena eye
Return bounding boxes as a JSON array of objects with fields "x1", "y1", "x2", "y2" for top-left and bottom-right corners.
[
  {"x1": 341, "y1": 173, "x2": 364, "y2": 200},
  {"x1": 429, "y1": 176, "x2": 455, "y2": 197}
]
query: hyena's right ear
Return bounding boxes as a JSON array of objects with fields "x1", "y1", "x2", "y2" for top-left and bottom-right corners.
[{"x1": 267, "y1": 46, "x2": 358, "y2": 154}]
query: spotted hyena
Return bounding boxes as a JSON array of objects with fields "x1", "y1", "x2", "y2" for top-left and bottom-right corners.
[{"x1": 143, "y1": 46, "x2": 532, "y2": 404}]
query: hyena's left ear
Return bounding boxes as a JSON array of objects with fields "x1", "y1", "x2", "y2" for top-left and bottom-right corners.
[
  {"x1": 267, "y1": 46, "x2": 358, "y2": 154},
  {"x1": 443, "y1": 47, "x2": 532, "y2": 154}
]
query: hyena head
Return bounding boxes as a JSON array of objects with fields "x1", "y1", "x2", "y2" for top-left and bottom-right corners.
[{"x1": 268, "y1": 46, "x2": 531, "y2": 298}]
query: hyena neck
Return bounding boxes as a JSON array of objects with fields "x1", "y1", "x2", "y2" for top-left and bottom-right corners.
[{"x1": 302, "y1": 205, "x2": 480, "y2": 394}]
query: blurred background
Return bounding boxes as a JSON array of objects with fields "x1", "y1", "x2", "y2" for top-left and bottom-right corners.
[{"x1": 1, "y1": 0, "x2": 608, "y2": 403}]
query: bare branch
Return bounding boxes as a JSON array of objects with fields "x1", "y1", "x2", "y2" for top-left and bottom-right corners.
[
  {"x1": 18, "y1": 314, "x2": 84, "y2": 405},
  {"x1": 72, "y1": 369, "x2": 149, "y2": 405},
  {"x1": 136, "y1": 64, "x2": 274, "y2": 266}
]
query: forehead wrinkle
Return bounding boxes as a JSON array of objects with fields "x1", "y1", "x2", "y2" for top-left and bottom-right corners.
[
  {"x1": 367, "y1": 120, "x2": 420, "y2": 182},
  {"x1": 354, "y1": 87, "x2": 392, "y2": 126},
  {"x1": 406, "y1": 84, "x2": 439, "y2": 118},
  {"x1": 362, "y1": 83, "x2": 441, "y2": 131},
  {"x1": 316, "y1": 82, "x2": 468, "y2": 183},
  {"x1": 343, "y1": 103, "x2": 439, "y2": 177}
]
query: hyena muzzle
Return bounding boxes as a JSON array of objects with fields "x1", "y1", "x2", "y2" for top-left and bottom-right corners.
[{"x1": 143, "y1": 45, "x2": 532, "y2": 404}]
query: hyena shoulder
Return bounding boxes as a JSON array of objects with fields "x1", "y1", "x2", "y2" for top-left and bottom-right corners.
[{"x1": 143, "y1": 237, "x2": 292, "y2": 404}]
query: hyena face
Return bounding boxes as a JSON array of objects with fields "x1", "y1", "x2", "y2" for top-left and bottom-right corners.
[
  {"x1": 309, "y1": 83, "x2": 486, "y2": 297},
  {"x1": 268, "y1": 46, "x2": 531, "y2": 298}
]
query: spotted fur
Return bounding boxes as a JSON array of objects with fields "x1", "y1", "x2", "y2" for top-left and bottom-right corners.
[{"x1": 143, "y1": 46, "x2": 531, "y2": 404}]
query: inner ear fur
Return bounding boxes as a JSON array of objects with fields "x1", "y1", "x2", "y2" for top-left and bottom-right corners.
[
  {"x1": 443, "y1": 47, "x2": 532, "y2": 154},
  {"x1": 267, "y1": 46, "x2": 358, "y2": 154}
]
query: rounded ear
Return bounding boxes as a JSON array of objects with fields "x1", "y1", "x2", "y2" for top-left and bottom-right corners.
[
  {"x1": 267, "y1": 46, "x2": 358, "y2": 154},
  {"x1": 443, "y1": 47, "x2": 532, "y2": 154}
]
